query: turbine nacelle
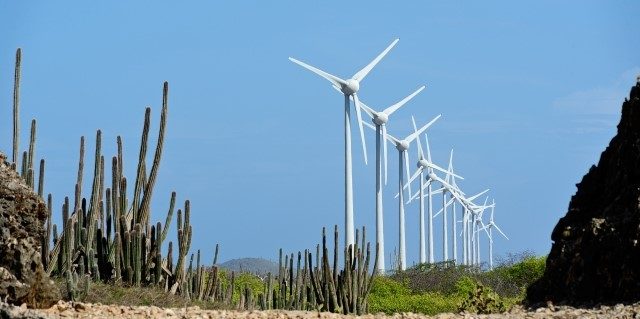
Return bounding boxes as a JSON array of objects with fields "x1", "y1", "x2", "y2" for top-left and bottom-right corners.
[
  {"x1": 373, "y1": 113, "x2": 389, "y2": 125},
  {"x1": 418, "y1": 159, "x2": 429, "y2": 169},
  {"x1": 396, "y1": 140, "x2": 410, "y2": 151},
  {"x1": 428, "y1": 172, "x2": 438, "y2": 180},
  {"x1": 342, "y1": 79, "x2": 360, "y2": 95}
]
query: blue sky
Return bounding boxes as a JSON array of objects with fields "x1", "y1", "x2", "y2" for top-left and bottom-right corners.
[{"x1": 1, "y1": 1, "x2": 638, "y2": 267}]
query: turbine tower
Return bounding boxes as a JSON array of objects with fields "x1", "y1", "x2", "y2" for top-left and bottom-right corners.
[
  {"x1": 289, "y1": 39, "x2": 399, "y2": 247},
  {"x1": 358, "y1": 86, "x2": 425, "y2": 272}
]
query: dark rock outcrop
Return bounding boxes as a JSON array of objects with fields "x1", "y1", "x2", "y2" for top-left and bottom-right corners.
[
  {"x1": 527, "y1": 80, "x2": 640, "y2": 305},
  {"x1": 0, "y1": 152, "x2": 58, "y2": 308}
]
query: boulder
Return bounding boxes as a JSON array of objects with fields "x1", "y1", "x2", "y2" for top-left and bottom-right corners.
[
  {"x1": 527, "y1": 80, "x2": 640, "y2": 305},
  {"x1": 0, "y1": 152, "x2": 58, "y2": 307}
]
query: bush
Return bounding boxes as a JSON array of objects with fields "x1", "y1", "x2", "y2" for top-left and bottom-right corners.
[
  {"x1": 368, "y1": 292, "x2": 460, "y2": 315},
  {"x1": 458, "y1": 280, "x2": 506, "y2": 314},
  {"x1": 484, "y1": 253, "x2": 546, "y2": 296},
  {"x1": 368, "y1": 276, "x2": 460, "y2": 315}
]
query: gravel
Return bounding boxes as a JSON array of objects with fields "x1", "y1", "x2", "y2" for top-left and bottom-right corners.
[{"x1": 3, "y1": 301, "x2": 640, "y2": 319}]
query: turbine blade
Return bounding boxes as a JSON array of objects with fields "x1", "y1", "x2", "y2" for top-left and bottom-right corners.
[
  {"x1": 288, "y1": 57, "x2": 347, "y2": 88},
  {"x1": 357, "y1": 99, "x2": 376, "y2": 119},
  {"x1": 468, "y1": 189, "x2": 490, "y2": 201},
  {"x1": 493, "y1": 224, "x2": 509, "y2": 240},
  {"x1": 427, "y1": 162, "x2": 463, "y2": 179},
  {"x1": 406, "y1": 114, "x2": 441, "y2": 143},
  {"x1": 406, "y1": 167, "x2": 423, "y2": 187},
  {"x1": 352, "y1": 39, "x2": 399, "y2": 82},
  {"x1": 362, "y1": 120, "x2": 376, "y2": 132},
  {"x1": 445, "y1": 149, "x2": 453, "y2": 184},
  {"x1": 384, "y1": 131, "x2": 401, "y2": 145},
  {"x1": 383, "y1": 125, "x2": 388, "y2": 185},
  {"x1": 425, "y1": 133, "x2": 433, "y2": 164},
  {"x1": 382, "y1": 85, "x2": 426, "y2": 116},
  {"x1": 433, "y1": 206, "x2": 444, "y2": 218},
  {"x1": 352, "y1": 94, "x2": 368, "y2": 165},
  {"x1": 412, "y1": 116, "x2": 425, "y2": 160},
  {"x1": 480, "y1": 221, "x2": 492, "y2": 239},
  {"x1": 404, "y1": 151, "x2": 412, "y2": 200}
]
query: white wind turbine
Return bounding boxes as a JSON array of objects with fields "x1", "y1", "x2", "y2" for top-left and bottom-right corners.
[
  {"x1": 289, "y1": 39, "x2": 399, "y2": 247},
  {"x1": 358, "y1": 86, "x2": 426, "y2": 272},
  {"x1": 478, "y1": 199, "x2": 508, "y2": 270},
  {"x1": 403, "y1": 123, "x2": 462, "y2": 264},
  {"x1": 470, "y1": 197, "x2": 494, "y2": 266},
  {"x1": 365, "y1": 115, "x2": 441, "y2": 270}
]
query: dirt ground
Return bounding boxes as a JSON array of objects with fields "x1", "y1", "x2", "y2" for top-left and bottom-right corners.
[{"x1": 3, "y1": 301, "x2": 640, "y2": 319}]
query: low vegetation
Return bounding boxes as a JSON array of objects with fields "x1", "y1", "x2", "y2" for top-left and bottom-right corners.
[{"x1": 367, "y1": 252, "x2": 545, "y2": 315}]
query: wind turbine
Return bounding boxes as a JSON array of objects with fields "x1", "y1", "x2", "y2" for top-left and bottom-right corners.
[
  {"x1": 358, "y1": 86, "x2": 426, "y2": 272},
  {"x1": 478, "y1": 199, "x2": 508, "y2": 270},
  {"x1": 365, "y1": 115, "x2": 441, "y2": 270},
  {"x1": 289, "y1": 39, "x2": 399, "y2": 247}
]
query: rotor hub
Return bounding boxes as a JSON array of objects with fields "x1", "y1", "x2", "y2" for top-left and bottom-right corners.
[
  {"x1": 396, "y1": 140, "x2": 410, "y2": 151},
  {"x1": 343, "y1": 79, "x2": 360, "y2": 95},
  {"x1": 373, "y1": 113, "x2": 388, "y2": 125},
  {"x1": 428, "y1": 172, "x2": 438, "y2": 180},
  {"x1": 418, "y1": 159, "x2": 429, "y2": 168}
]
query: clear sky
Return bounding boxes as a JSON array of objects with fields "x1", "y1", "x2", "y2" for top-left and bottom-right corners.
[{"x1": 1, "y1": 1, "x2": 638, "y2": 268}]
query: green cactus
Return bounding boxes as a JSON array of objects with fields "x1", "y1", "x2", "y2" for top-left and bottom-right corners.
[{"x1": 12, "y1": 48, "x2": 21, "y2": 166}]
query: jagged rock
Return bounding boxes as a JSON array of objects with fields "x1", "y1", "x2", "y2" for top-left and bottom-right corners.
[
  {"x1": 0, "y1": 152, "x2": 59, "y2": 308},
  {"x1": 527, "y1": 80, "x2": 640, "y2": 305}
]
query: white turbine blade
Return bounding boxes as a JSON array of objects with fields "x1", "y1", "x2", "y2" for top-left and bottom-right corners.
[
  {"x1": 383, "y1": 125, "x2": 389, "y2": 185},
  {"x1": 432, "y1": 197, "x2": 455, "y2": 218},
  {"x1": 405, "y1": 167, "x2": 423, "y2": 188},
  {"x1": 288, "y1": 57, "x2": 347, "y2": 88},
  {"x1": 433, "y1": 206, "x2": 444, "y2": 218},
  {"x1": 352, "y1": 39, "x2": 399, "y2": 82},
  {"x1": 493, "y1": 224, "x2": 509, "y2": 240},
  {"x1": 445, "y1": 150, "x2": 454, "y2": 184},
  {"x1": 352, "y1": 94, "x2": 368, "y2": 165},
  {"x1": 384, "y1": 131, "x2": 401, "y2": 145},
  {"x1": 468, "y1": 189, "x2": 490, "y2": 202},
  {"x1": 404, "y1": 151, "x2": 412, "y2": 199},
  {"x1": 357, "y1": 99, "x2": 376, "y2": 119},
  {"x1": 412, "y1": 116, "x2": 425, "y2": 160},
  {"x1": 479, "y1": 221, "x2": 492, "y2": 239},
  {"x1": 363, "y1": 121, "x2": 377, "y2": 132},
  {"x1": 406, "y1": 114, "x2": 441, "y2": 144},
  {"x1": 382, "y1": 86, "x2": 426, "y2": 116},
  {"x1": 427, "y1": 162, "x2": 463, "y2": 180},
  {"x1": 425, "y1": 133, "x2": 433, "y2": 164}
]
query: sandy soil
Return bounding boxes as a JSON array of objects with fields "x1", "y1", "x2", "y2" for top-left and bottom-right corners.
[{"x1": 3, "y1": 301, "x2": 640, "y2": 319}]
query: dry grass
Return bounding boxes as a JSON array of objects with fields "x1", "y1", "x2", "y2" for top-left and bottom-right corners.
[{"x1": 54, "y1": 279, "x2": 226, "y2": 309}]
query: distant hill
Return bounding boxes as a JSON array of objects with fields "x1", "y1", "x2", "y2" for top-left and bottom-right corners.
[{"x1": 218, "y1": 258, "x2": 278, "y2": 275}]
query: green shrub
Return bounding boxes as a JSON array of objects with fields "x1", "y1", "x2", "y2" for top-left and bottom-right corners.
[
  {"x1": 458, "y1": 280, "x2": 506, "y2": 314},
  {"x1": 369, "y1": 276, "x2": 411, "y2": 297},
  {"x1": 368, "y1": 291, "x2": 460, "y2": 315},
  {"x1": 486, "y1": 254, "x2": 546, "y2": 296}
]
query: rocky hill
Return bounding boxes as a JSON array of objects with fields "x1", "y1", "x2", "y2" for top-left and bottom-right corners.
[
  {"x1": 219, "y1": 258, "x2": 278, "y2": 276},
  {"x1": 527, "y1": 80, "x2": 640, "y2": 304}
]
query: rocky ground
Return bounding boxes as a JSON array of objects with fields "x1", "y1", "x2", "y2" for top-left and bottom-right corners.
[{"x1": 3, "y1": 301, "x2": 640, "y2": 319}]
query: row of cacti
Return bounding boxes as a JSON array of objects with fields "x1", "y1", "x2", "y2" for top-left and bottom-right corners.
[{"x1": 6, "y1": 48, "x2": 379, "y2": 314}]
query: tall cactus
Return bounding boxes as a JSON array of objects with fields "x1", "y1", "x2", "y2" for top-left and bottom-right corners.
[
  {"x1": 12, "y1": 48, "x2": 21, "y2": 166},
  {"x1": 138, "y1": 82, "x2": 168, "y2": 225}
]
